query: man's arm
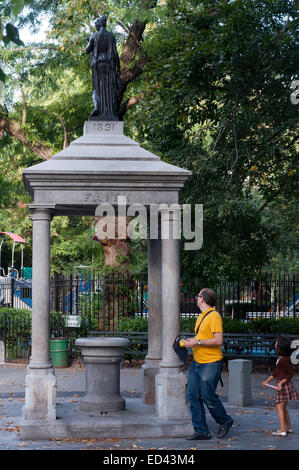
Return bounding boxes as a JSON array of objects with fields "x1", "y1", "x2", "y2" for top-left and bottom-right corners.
[{"x1": 184, "y1": 332, "x2": 223, "y2": 348}]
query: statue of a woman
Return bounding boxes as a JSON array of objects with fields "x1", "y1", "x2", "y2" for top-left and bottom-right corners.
[{"x1": 86, "y1": 15, "x2": 122, "y2": 121}]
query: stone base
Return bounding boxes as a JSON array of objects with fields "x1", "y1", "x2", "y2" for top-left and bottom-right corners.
[
  {"x1": 141, "y1": 361, "x2": 160, "y2": 405},
  {"x1": 22, "y1": 367, "x2": 57, "y2": 421},
  {"x1": 19, "y1": 398, "x2": 193, "y2": 440},
  {"x1": 155, "y1": 369, "x2": 189, "y2": 419},
  {"x1": 79, "y1": 394, "x2": 126, "y2": 412}
]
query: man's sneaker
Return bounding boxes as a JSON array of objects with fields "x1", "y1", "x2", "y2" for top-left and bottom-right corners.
[
  {"x1": 186, "y1": 432, "x2": 212, "y2": 440},
  {"x1": 216, "y1": 419, "x2": 234, "y2": 439}
]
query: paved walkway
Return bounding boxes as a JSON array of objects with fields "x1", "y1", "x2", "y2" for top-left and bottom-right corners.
[{"x1": 0, "y1": 362, "x2": 298, "y2": 451}]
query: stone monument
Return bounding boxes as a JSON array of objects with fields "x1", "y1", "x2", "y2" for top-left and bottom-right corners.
[{"x1": 20, "y1": 18, "x2": 193, "y2": 439}]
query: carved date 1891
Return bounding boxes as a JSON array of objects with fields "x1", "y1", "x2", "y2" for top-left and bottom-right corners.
[{"x1": 95, "y1": 123, "x2": 115, "y2": 132}]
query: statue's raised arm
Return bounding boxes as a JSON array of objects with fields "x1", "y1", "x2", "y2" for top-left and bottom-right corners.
[{"x1": 86, "y1": 15, "x2": 122, "y2": 121}]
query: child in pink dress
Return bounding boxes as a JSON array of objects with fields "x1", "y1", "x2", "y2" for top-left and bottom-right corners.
[{"x1": 263, "y1": 336, "x2": 299, "y2": 436}]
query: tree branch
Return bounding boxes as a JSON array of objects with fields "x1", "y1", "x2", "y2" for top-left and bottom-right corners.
[
  {"x1": 2, "y1": 45, "x2": 58, "y2": 53},
  {"x1": 19, "y1": 75, "x2": 27, "y2": 126},
  {"x1": 118, "y1": 94, "x2": 145, "y2": 120},
  {"x1": 51, "y1": 112, "x2": 68, "y2": 148},
  {"x1": 256, "y1": 166, "x2": 296, "y2": 214},
  {"x1": 0, "y1": 117, "x2": 52, "y2": 160},
  {"x1": 227, "y1": 123, "x2": 240, "y2": 186}
]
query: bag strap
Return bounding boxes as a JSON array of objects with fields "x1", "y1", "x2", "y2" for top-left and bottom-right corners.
[
  {"x1": 195, "y1": 308, "x2": 216, "y2": 335},
  {"x1": 195, "y1": 308, "x2": 224, "y2": 387}
]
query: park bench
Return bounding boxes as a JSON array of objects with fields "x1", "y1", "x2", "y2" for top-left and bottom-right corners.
[{"x1": 74, "y1": 331, "x2": 299, "y2": 368}]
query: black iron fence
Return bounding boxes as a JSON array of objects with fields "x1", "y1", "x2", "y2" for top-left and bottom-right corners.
[
  {"x1": 216, "y1": 275, "x2": 299, "y2": 320},
  {"x1": 1, "y1": 273, "x2": 297, "y2": 320},
  {"x1": 0, "y1": 277, "x2": 32, "y2": 310},
  {"x1": 50, "y1": 273, "x2": 147, "y2": 330},
  {"x1": 0, "y1": 273, "x2": 298, "y2": 362}
]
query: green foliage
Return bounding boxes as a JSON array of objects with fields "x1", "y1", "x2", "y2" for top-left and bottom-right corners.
[
  {"x1": 245, "y1": 317, "x2": 299, "y2": 335},
  {"x1": 0, "y1": 0, "x2": 27, "y2": 84},
  {"x1": 262, "y1": 197, "x2": 299, "y2": 276},
  {"x1": 0, "y1": 0, "x2": 297, "y2": 281},
  {"x1": 0, "y1": 306, "x2": 30, "y2": 315},
  {"x1": 0, "y1": 307, "x2": 100, "y2": 359},
  {"x1": 1, "y1": 308, "x2": 298, "y2": 361},
  {"x1": 180, "y1": 317, "x2": 252, "y2": 333},
  {"x1": 113, "y1": 314, "x2": 299, "y2": 335},
  {"x1": 50, "y1": 216, "x2": 104, "y2": 275},
  {"x1": 118, "y1": 315, "x2": 148, "y2": 332},
  {"x1": 185, "y1": 317, "x2": 299, "y2": 335},
  {"x1": 126, "y1": 0, "x2": 298, "y2": 284}
]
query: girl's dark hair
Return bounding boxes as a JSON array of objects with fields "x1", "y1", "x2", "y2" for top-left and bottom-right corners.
[{"x1": 275, "y1": 336, "x2": 292, "y2": 357}]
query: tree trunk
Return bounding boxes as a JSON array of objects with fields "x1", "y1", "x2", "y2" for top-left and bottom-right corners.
[{"x1": 95, "y1": 216, "x2": 132, "y2": 330}]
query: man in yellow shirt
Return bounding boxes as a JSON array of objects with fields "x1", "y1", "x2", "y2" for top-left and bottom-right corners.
[{"x1": 184, "y1": 288, "x2": 233, "y2": 440}]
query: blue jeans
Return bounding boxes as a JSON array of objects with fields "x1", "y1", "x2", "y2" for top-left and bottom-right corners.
[{"x1": 187, "y1": 360, "x2": 232, "y2": 436}]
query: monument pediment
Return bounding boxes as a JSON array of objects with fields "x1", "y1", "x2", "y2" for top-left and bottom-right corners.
[{"x1": 22, "y1": 121, "x2": 191, "y2": 214}]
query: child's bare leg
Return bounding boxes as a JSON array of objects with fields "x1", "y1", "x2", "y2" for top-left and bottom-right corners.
[
  {"x1": 283, "y1": 404, "x2": 291, "y2": 430},
  {"x1": 276, "y1": 402, "x2": 286, "y2": 432}
]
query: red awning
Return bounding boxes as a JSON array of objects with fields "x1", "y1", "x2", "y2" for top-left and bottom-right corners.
[{"x1": 0, "y1": 232, "x2": 25, "y2": 243}]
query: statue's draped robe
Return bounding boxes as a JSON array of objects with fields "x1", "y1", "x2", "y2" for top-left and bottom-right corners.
[{"x1": 86, "y1": 29, "x2": 120, "y2": 120}]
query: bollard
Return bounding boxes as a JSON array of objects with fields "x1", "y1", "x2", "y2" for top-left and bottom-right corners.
[{"x1": 228, "y1": 359, "x2": 252, "y2": 406}]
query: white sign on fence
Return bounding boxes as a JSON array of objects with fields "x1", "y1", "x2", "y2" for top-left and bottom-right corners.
[{"x1": 64, "y1": 315, "x2": 81, "y2": 328}]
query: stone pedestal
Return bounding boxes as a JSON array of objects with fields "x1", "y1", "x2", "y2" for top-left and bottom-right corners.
[
  {"x1": 76, "y1": 337, "x2": 130, "y2": 412},
  {"x1": 23, "y1": 368, "x2": 56, "y2": 420},
  {"x1": 155, "y1": 370, "x2": 188, "y2": 419},
  {"x1": 228, "y1": 359, "x2": 252, "y2": 406}
]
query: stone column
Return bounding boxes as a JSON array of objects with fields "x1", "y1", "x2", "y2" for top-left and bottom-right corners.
[
  {"x1": 22, "y1": 207, "x2": 56, "y2": 421},
  {"x1": 142, "y1": 218, "x2": 162, "y2": 404},
  {"x1": 155, "y1": 207, "x2": 188, "y2": 419}
]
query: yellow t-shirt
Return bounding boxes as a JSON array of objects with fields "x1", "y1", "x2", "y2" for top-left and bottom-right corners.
[{"x1": 193, "y1": 308, "x2": 223, "y2": 364}]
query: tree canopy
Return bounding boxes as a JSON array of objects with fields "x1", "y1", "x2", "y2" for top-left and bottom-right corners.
[{"x1": 0, "y1": 0, "x2": 298, "y2": 284}]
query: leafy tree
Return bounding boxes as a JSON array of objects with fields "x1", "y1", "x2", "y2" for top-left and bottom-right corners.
[
  {"x1": 0, "y1": 0, "x2": 297, "y2": 282},
  {"x1": 125, "y1": 0, "x2": 298, "y2": 285}
]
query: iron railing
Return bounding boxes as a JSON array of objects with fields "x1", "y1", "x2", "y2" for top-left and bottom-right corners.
[
  {"x1": 0, "y1": 273, "x2": 298, "y2": 361},
  {"x1": 216, "y1": 275, "x2": 299, "y2": 320},
  {"x1": 0, "y1": 273, "x2": 298, "y2": 320}
]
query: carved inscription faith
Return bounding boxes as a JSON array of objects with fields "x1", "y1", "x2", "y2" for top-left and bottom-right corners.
[{"x1": 82, "y1": 191, "x2": 131, "y2": 203}]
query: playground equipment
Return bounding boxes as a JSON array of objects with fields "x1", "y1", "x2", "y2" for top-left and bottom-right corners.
[
  {"x1": 0, "y1": 232, "x2": 32, "y2": 309},
  {"x1": 0, "y1": 231, "x2": 25, "y2": 278}
]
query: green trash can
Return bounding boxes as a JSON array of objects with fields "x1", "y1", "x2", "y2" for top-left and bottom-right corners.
[{"x1": 50, "y1": 338, "x2": 69, "y2": 368}]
